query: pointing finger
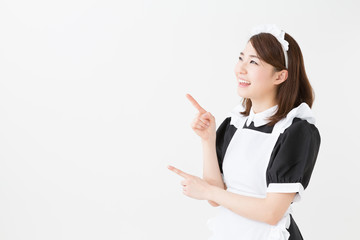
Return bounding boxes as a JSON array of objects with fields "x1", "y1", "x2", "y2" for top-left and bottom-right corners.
[
  {"x1": 167, "y1": 165, "x2": 190, "y2": 179},
  {"x1": 186, "y1": 93, "x2": 207, "y2": 114}
]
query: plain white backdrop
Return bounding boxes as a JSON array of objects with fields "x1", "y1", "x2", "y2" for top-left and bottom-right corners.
[{"x1": 0, "y1": 0, "x2": 359, "y2": 239}]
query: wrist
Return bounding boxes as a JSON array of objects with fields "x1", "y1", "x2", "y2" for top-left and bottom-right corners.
[
  {"x1": 206, "y1": 184, "x2": 221, "y2": 202},
  {"x1": 201, "y1": 137, "x2": 216, "y2": 144}
]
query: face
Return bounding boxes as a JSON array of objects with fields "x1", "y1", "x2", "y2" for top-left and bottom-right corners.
[{"x1": 234, "y1": 41, "x2": 280, "y2": 103}]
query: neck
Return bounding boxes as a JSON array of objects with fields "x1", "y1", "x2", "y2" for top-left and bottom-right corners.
[{"x1": 251, "y1": 99, "x2": 277, "y2": 114}]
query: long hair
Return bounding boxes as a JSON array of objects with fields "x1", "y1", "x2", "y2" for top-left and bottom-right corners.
[{"x1": 240, "y1": 32, "x2": 314, "y2": 126}]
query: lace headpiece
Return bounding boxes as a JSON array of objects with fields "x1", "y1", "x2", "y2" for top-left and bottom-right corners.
[{"x1": 250, "y1": 24, "x2": 289, "y2": 69}]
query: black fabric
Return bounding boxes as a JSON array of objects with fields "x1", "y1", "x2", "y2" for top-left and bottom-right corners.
[
  {"x1": 287, "y1": 214, "x2": 304, "y2": 240},
  {"x1": 215, "y1": 117, "x2": 237, "y2": 173},
  {"x1": 242, "y1": 120, "x2": 274, "y2": 133},
  {"x1": 266, "y1": 117, "x2": 321, "y2": 189},
  {"x1": 214, "y1": 114, "x2": 320, "y2": 239}
]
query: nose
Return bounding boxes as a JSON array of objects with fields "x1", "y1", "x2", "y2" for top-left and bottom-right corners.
[{"x1": 234, "y1": 60, "x2": 247, "y2": 75}]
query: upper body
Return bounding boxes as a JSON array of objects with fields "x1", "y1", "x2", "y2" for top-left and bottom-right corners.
[
  {"x1": 216, "y1": 101, "x2": 321, "y2": 202},
  {"x1": 206, "y1": 101, "x2": 320, "y2": 239},
  {"x1": 168, "y1": 24, "x2": 321, "y2": 240}
]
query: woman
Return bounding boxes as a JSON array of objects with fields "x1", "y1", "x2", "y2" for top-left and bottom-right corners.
[{"x1": 168, "y1": 24, "x2": 321, "y2": 240}]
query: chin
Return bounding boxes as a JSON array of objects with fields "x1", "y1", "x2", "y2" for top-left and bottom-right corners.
[{"x1": 237, "y1": 89, "x2": 249, "y2": 99}]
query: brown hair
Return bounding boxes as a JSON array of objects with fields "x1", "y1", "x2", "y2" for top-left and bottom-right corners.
[{"x1": 240, "y1": 32, "x2": 314, "y2": 126}]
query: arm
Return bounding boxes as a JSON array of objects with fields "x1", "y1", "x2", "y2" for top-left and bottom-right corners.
[
  {"x1": 208, "y1": 185, "x2": 296, "y2": 225},
  {"x1": 201, "y1": 138, "x2": 226, "y2": 207},
  {"x1": 183, "y1": 94, "x2": 225, "y2": 206}
]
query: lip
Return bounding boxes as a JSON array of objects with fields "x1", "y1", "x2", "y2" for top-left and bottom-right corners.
[
  {"x1": 237, "y1": 77, "x2": 251, "y2": 88},
  {"x1": 237, "y1": 78, "x2": 251, "y2": 84},
  {"x1": 238, "y1": 77, "x2": 250, "y2": 82},
  {"x1": 238, "y1": 82, "x2": 250, "y2": 88}
]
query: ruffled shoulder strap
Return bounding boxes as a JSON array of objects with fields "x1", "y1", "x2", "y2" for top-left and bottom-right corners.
[
  {"x1": 273, "y1": 102, "x2": 316, "y2": 134},
  {"x1": 226, "y1": 102, "x2": 247, "y2": 129}
]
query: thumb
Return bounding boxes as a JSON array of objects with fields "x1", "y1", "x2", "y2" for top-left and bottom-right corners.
[
  {"x1": 200, "y1": 112, "x2": 210, "y2": 119},
  {"x1": 205, "y1": 112, "x2": 213, "y2": 119},
  {"x1": 201, "y1": 112, "x2": 213, "y2": 122}
]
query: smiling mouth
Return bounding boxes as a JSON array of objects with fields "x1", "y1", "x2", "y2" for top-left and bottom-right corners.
[{"x1": 238, "y1": 79, "x2": 251, "y2": 85}]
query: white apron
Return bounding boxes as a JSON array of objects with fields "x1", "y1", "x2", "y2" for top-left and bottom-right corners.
[{"x1": 207, "y1": 115, "x2": 292, "y2": 240}]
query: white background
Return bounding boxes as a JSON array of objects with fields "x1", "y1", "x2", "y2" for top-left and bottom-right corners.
[{"x1": 0, "y1": 0, "x2": 359, "y2": 239}]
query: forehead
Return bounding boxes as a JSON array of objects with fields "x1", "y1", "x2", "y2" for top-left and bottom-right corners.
[
  {"x1": 240, "y1": 41, "x2": 275, "y2": 70},
  {"x1": 241, "y1": 41, "x2": 258, "y2": 56}
]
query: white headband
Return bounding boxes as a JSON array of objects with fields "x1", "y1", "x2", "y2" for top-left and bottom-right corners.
[{"x1": 250, "y1": 24, "x2": 289, "y2": 69}]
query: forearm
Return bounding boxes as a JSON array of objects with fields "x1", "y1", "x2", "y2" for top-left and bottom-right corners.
[
  {"x1": 207, "y1": 185, "x2": 295, "y2": 225},
  {"x1": 201, "y1": 138, "x2": 225, "y2": 190}
]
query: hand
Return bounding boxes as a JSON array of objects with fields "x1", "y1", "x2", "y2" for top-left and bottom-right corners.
[
  {"x1": 186, "y1": 93, "x2": 216, "y2": 141},
  {"x1": 167, "y1": 165, "x2": 213, "y2": 200}
]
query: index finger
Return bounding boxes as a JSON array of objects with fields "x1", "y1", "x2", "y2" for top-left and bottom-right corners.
[
  {"x1": 186, "y1": 93, "x2": 207, "y2": 114},
  {"x1": 167, "y1": 165, "x2": 190, "y2": 179}
]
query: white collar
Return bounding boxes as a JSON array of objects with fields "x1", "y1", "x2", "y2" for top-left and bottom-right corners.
[{"x1": 246, "y1": 104, "x2": 278, "y2": 127}]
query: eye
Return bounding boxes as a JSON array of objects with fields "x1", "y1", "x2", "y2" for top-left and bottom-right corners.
[
  {"x1": 238, "y1": 56, "x2": 243, "y2": 61},
  {"x1": 250, "y1": 60, "x2": 258, "y2": 65}
]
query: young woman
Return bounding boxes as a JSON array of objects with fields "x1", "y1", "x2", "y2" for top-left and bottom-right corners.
[{"x1": 168, "y1": 24, "x2": 321, "y2": 240}]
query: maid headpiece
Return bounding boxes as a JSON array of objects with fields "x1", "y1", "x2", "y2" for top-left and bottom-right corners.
[{"x1": 250, "y1": 24, "x2": 289, "y2": 69}]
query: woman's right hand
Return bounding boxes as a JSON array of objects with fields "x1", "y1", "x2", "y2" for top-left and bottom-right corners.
[{"x1": 186, "y1": 93, "x2": 216, "y2": 142}]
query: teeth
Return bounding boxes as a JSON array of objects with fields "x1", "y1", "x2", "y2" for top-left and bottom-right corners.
[{"x1": 238, "y1": 79, "x2": 251, "y2": 84}]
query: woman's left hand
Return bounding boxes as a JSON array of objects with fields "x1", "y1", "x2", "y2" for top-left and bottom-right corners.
[{"x1": 167, "y1": 165, "x2": 213, "y2": 200}]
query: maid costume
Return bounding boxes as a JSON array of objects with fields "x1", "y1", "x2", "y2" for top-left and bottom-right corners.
[{"x1": 207, "y1": 102, "x2": 321, "y2": 240}]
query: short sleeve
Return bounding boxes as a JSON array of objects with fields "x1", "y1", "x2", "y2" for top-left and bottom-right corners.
[
  {"x1": 215, "y1": 117, "x2": 237, "y2": 175},
  {"x1": 266, "y1": 118, "x2": 321, "y2": 202}
]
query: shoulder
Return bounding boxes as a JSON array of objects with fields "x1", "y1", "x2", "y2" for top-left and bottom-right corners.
[
  {"x1": 271, "y1": 117, "x2": 321, "y2": 171},
  {"x1": 216, "y1": 116, "x2": 237, "y2": 140},
  {"x1": 217, "y1": 117, "x2": 231, "y2": 132},
  {"x1": 220, "y1": 116, "x2": 232, "y2": 125},
  {"x1": 225, "y1": 102, "x2": 247, "y2": 129},
  {"x1": 281, "y1": 118, "x2": 321, "y2": 144},
  {"x1": 273, "y1": 102, "x2": 317, "y2": 135}
]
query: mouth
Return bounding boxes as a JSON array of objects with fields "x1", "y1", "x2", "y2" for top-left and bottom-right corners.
[{"x1": 238, "y1": 78, "x2": 251, "y2": 86}]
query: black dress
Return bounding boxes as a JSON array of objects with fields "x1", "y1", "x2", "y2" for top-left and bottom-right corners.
[{"x1": 207, "y1": 102, "x2": 321, "y2": 240}]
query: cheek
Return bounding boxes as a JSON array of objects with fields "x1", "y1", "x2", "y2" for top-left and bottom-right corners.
[
  {"x1": 250, "y1": 70, "x2": 274, "y2": 90},
  {"x1": 250, "y1": 69, "x2": 268, "y2": 84}
]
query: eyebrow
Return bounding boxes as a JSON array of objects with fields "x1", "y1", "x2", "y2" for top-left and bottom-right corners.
[{"x1": 240, "y1": 52, "x2": 260, "y2": 59}]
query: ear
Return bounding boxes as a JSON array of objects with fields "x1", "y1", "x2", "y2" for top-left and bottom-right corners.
[{"x1": 273, "y1": 70, "x2": 288, "y2": 85}]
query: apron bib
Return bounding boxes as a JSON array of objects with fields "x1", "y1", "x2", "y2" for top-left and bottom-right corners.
[{"x1": 207, "y1": 125, "x2": 292, "y2": 240}]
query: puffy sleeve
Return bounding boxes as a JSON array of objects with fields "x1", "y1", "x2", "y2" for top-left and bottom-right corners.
[
  {"x1": 215, "y1": 117, "x2": 236, "y2": 175},
  {"x1": 266, "y1": 118, "x2": 321, "y2": 202}
]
